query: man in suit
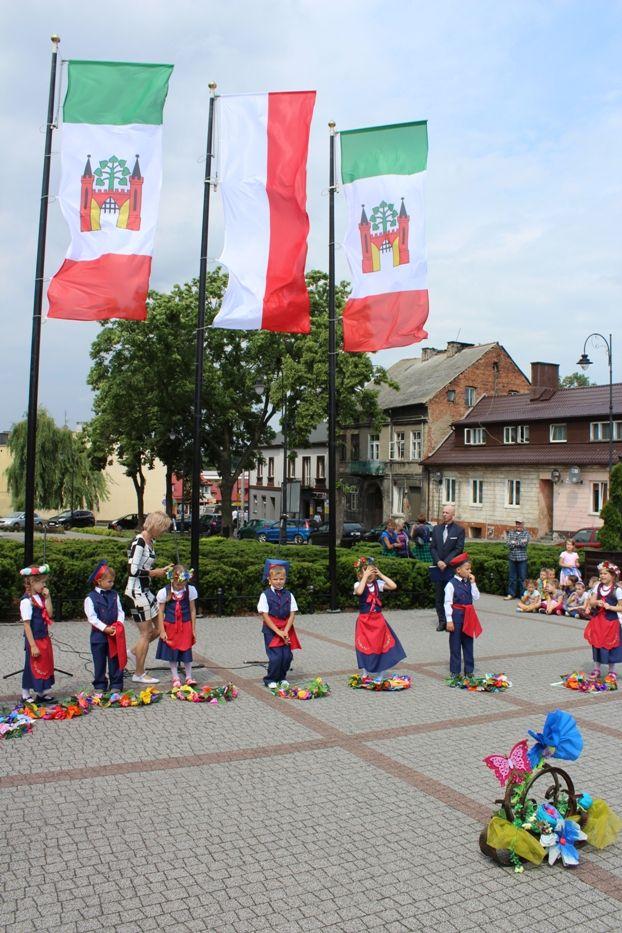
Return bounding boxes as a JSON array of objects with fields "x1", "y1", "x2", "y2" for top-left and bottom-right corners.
[{"x1": 430, "y1": 505, "x2": 466, "y2": 631}]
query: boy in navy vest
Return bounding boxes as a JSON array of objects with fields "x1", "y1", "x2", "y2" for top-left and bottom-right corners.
[
  {"x1": 257, "y1": 560, "x2": 302, "y2": 687},
  {"x1": 84, "y1": 560, "x2": 127, "y2": 693},
  {"x1": 444, "y1": 553, "x2": 482, "y2": 678}
]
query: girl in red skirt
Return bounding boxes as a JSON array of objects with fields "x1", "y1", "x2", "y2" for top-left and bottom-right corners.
[
  {"x1": 20, "y1": 563, "x2": 55, "y2": 703},
  {"x1": 584, "y1": 560, "x2": 622, "y2": 682},
  {"x1": 353, "y1": 557, "x2": 405, "y2": 679}
]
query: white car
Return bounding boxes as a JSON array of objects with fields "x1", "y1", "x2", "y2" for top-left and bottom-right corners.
[{"x1": 0, "y1": 512, "x2": 45, "y2": 531}]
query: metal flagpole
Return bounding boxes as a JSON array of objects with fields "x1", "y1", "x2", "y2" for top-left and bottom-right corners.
[
  {"x1": 190, "y1": 82, "x2": 217, "y2": 585},
  {"x1": 328, "y1": 121, "x2": 339, "y2": 612},
  {"x1": 24, "y1": 35, "x2": 61, "y2": 566}
]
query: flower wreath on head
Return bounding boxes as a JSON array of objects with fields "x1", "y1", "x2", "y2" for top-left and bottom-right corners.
[
  {"x1": 20, "y1": 563, "x2": 50, "y2": 577},
  {"x1": 353, "y1": 556, "x2": 371, "y2": 571},
  {"x1": 166, "y1": 566, "x2": 193, "y2": 584},
  {"x1": 598, "y1": 560, "x2": 620, "y2": 578}
]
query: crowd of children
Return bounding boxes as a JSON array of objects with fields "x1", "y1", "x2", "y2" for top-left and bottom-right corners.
[{"x1": 515, "y1": 539, "x2": 596, "y2": 619}]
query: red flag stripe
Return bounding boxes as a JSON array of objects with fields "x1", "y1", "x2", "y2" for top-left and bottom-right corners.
[
  {"x1": 47, "y1": 254, "x2": 151, "y2": 321},
  {"x1": 342, "y1": 290, "x2": 429, "y2": 352}
]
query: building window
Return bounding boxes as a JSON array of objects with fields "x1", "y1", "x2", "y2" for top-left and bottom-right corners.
[
  {"x1": 338, "y1": 436, "x2": 346, "y2": 462},
  {"x1": 347, "y1": 489, "x2": 359, "y2": 512},
  {"x1": 287, "y1": 457, "x2": 296, "y2": 479},
  {"x1": 507, "y1": 479, "x2": 521, "y2": 507},
  {"x1": 410, "y1": 429, "x2": 422, "y2": 461},
  {"x1": 447, "y1": 389, "x2": 456, "y2": 402},
  {"x1": 316, "y1": 455, "x2": 325, "y2": 480},
  {"x1": 471, "y1": 479, "x2": 483, "y2": 505},
  {"x1": 504, "y1": 425, "x2": 530, "y2": 444},
  {"x1": 465, "y1": 386, "x2": 476, "y2": 407},
  {"x1": 592, "y1": 481, "x2": 608, "y2": 515},
  {"x1": 256, "y1": 459, "x2": 263, "y2": 481},
  {"x1": 464, "y1": 427, "x2": 485, "y2": 445},
  {"x1": 368, "y1": 434, "x2": 380, "y2": 460},
  {"x1": 390, "y1": 431, "x2": 405, "y2": 460},
  {"x1": 590, "y1": 421, "x2": 622, "y2": 441},
  {"x1": 550, "y1": 423, "x2": 567, "y2": 443},
  {"x1": 350, "y1": 433, "x2": 360, "y2": 460},
  {"x1": 444, "y1": 477, "x2": 456, "y2": 504},
  {"x1": 302, "y1": 456, "x2": 311, "y2": 486},
  {"x1": 267, "y1": 457, "x2": 274, "y2": 483}
]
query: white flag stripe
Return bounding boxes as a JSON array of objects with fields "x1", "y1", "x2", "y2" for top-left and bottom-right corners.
[
  {"x1": 215, "y1": 95, "x2": 270, "y2": 329},
  {"x1": 57, "y1": 123, "x2": 162, "y2": 262},
  {"x1": 342, "y1": 172, "x2": 428, "y2": 300}
]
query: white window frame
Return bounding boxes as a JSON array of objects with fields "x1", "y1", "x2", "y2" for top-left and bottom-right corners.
[
  {"x1": 503, "y1": 425, "x2": 530, "y2": 445},
  {"x1": 256, "y1": 459, "x2": 263, "y2": 480},
  {"x1": 368, "y1": 434, "x2": 380, "y2": 461},
  {"x1": 287, "y1": 457, "x2": 296, "y2": 479},
  {"x1": 507, "y1": 479, "x2": 521, "y2": 507},
  {"x1": 464, "y1": 427, "x2": 485, "y2": 446},
  {"x1": 550, "y1": 423, "x2": 567, "y2": 443},
  {"x1": 390, "y1": 431, "x2": 405, "y2": 461},
  {"x1": 267, "y1": 457, "x2": 275, "y2": 482},
  {"x1": 444, "y1": 477, "x2": 457, "y2": 504},
  {"x1": 347, "y1": 489, "x2": 360, "y2": 512},
  {"x1": 471, "y1": 479, "x2": 484, "y2": 506},
  {"x1": 591, "y1": 481, "x2": 608, "y2": 515},
  {"x1": 302, "y1": 456, "x2": 311, "y2": 486},
  {"x1": 316, "y1": 455, "x2": 326, "y2": 480},
  {"x1": 410, "y1": 429, "x2": 422, "y2": 461},
  {"x1": 465, "y1": 386, "x2": 476, "y2": 407},
  {"x1": 590, "y1": 421, "x2": 622, "y2": 442}
]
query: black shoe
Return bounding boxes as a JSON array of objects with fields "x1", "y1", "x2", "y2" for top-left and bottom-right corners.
[
  {"x1": 35, "y1": 694, "x2": 56, "y2": 703},
  {"x1": 436, "y1": 623, "x2": 447, "y2": 632}
]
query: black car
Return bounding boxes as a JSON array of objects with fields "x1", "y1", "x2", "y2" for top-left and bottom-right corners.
[
  {"x1": 47, "y1": 509, "x2": 96, "y2": 529},
  {"x1": 175, "y1": 513, "x2": 222, "y2": 536},
  {"x1": 311, "y1": 522, "x2": 365, "y2": 549},
  {"x1": 108, "y1": 513, "x2": 140, "y2": 531}
]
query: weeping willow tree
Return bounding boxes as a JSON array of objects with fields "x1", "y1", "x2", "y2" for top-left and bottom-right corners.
[{"x1": 6, "y1": 409, "x2": 108, "y2": 511}]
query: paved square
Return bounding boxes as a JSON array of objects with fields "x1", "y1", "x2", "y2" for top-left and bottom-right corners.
[{"x1": 1, "y1": 594, "x2": 621, "y2": 931}]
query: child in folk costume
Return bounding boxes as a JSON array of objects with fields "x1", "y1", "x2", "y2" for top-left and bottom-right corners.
[
  {"x1": 257, "y1": 560, "x2": 301, "y2": 687},
  {"x1": 583, "y1": 561, "x2": 622, "y2": 682},
  {"x1": 19, "y1": 563, "x2": 55, "y2": 703},
  {"x1": 84, "y1": 560, "x2": 127, "y2": 694},
  {"x1": 444, "y1": 553, "x2": 482, "y2": 677},
  {"x1": 353, "y1": 557, "x2": 405, "y2": 678},
  {"x1": 156, "y1": 565, "x2": 197, "y2": 688},
  {"x1": 559, "y1": 539, "x2": 582, "y2": 589}
]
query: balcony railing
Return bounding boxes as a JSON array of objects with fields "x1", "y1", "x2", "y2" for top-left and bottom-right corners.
[{"x1": 346, "y1": 460, "x2": 386, "y2": 476}]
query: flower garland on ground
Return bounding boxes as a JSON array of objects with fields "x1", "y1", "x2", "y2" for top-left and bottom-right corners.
[
  {"x1": 21, "y1": 693, "x2": 94, "y2": 720},
  {"x1": 0, "y1": 708, "x2": 34, "y2": 740},
  {"x1": 269, "y1": 677, "x2": 330, "y2": 700},
  {"x1": 348, "y1": 673, "x2": 411, "y2": 691},
  {"x1": 91, "y1": 687, "x2": 161, "y2": 708},
  {"x1": 169, "y1": 683, "x2": 238, "y2": 704},
  {"x1": 446, "y1": 673, "x2": 511, "y2": 692},
  {"x1": 559, "y1": 671, "x2": 618, "y2": 693},
  {"x1": 481, "y1": 710, "x2": 621, "y2": 872}
]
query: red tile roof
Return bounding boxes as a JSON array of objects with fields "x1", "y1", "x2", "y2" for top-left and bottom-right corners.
[
  {"x1": 455, "y1": 384, "x2": 622, "y2": 425},
  {"x1": 425, "y1": 440, "x2": 622, "y2": 467}
]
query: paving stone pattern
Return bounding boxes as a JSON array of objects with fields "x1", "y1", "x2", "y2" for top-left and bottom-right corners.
[{"x1": 1, "y1": 594, "x2": 621, "y2": 931}]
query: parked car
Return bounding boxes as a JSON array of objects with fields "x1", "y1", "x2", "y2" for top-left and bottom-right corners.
[
  {"x1": 363, "y1": 521, "x2": 412, "y2": 542},
  {"x1": 569, "y1": 528, "x2": 602, "y2": 549},
  {"x1": 311, "y1": 522, "x2": 365, "y2": 548},
  {"x1": 238, "y1": 519, "x2": 271, "y2": 540},
  {"x1": 108, "y1": 513, "x2": 140, "y2": 531},
  {"x1": 47, "y1": 509, "x2": 96, "y2": 529},
  {"x1": 0, "y1": 512, "x2": 45, "y2": 531},
  {"x1": 256, "y1": 519, "x2": 315, "y2": 545},
  {"x1": 175, "y1": 513, "x2": 222, "y2": 536}
]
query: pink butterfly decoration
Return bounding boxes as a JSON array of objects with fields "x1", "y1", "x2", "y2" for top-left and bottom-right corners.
[{"x1": 483, "y1": 739, "x2": 532, "y2": 786}]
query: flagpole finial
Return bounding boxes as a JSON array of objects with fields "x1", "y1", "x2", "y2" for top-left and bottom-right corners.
[
  {"x1": 51, "y1": 35, "x2": 61, "y2": 47},
  {"x1": 328, "y1": 121, "x2": 336, "y2": 131},
  {"x1": 209, "y1": 82, "x2": 217, "y2": 94}
]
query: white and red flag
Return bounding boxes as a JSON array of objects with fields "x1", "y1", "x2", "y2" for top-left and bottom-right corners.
[{"x1": 213, "y1": 91, "x2": 316, "y2": 333}]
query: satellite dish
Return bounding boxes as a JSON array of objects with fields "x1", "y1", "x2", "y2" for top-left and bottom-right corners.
[{"x1": 550, "y1": 469, "x2": 561, "y2": 484}]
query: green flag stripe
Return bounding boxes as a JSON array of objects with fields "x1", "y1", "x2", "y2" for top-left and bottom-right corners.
[
  {"x1": 340, "y1": 121, "x2": 428, "y2": 183},
  {"x1": 64, "y1": 61, "x2": 174, "y2": 125}
]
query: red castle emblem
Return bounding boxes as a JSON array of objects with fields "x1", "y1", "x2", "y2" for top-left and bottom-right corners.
[
  {"x1": 359, "y1": 198, "x2": 410, "y2": 273},
  {"x1": 80, "y1": 154, "x2": 143, "y2": 232}
]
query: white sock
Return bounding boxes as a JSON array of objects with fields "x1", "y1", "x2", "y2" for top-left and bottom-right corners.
[
  {"x1": 184, "y1": 662, "x2": 193, "y2": 679},
  {"x1": 21, "y1": 691, "x2": 31, "y2": 700},
  {"x1": 169, "y1": 662, "x2": 179, "y2": 680}
]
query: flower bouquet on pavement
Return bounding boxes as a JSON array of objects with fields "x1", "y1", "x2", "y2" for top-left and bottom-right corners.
[
  {"x1": 20, "y1": 692, "x2": 94, "y2": 721},
  {"x1": 169, "y1": 683, "x2": 239, "y2": 704},
  {"x1": 480, "y1": 709, "x2": 621, "y2": 872},
  {"x1": 348, "y1": 672, "x2": 411, "y2": 691},
  {"x1": 446, "y1": 673, "x2": 511, "y2": 692},
  {"x1": 269, "y1": 677, "x2": 330, "y2": 700},
  {"x1": 0, "y1": 708, "x2": 34, "y2": 739},
  {"x1": 558, "y1": 671, "x2": 618, "y2": 693},
  {"x1": 92, "y1": 687, "x2": 161, "y2": 708}
]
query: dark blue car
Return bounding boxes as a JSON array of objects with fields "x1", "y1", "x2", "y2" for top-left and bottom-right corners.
[{"x1": 256, "y1": 519, "x2": 315, "y2": 545}]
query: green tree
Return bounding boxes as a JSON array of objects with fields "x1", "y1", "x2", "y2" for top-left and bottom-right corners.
[
  {"x1": 560, "y1": 372, "x2": 593, "y2": 388},
  {"x1": 598, "y1": 463, "x2": 622, "y2": 550},
  {"x1": 87, "y1": 270, "x2": 390, "y2": 533},
  {"x1": 6, "y1": 409, "x2": 108, "y2": 511}
]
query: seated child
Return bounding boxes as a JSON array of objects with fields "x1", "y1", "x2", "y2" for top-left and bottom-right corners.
[
  {"x1": 536, "y1": 568, "x2": 549, "y2": 598},
  {"x1": 258, "y1": 561, "x2": 301, "y2": 687},
  {"x1": 565, "y1": 579, "x2": 589, "y2": 618},
  {"x1": 155, "y1": 565, "x2": 197, "y2": 687},
  {"x1": 539, "y1": 581, "x2": 563, "y2": 615},
  {"x1": 84, "y1": 560, "x2": 127, "y2": 693},
  {"x1": 517, "y1": 579, "x2": 542, "y2": 613}
]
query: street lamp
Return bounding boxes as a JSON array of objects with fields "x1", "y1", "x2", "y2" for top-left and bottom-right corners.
[{"x1": 577, "y1": 332, "x2": 614, "y2": 476}]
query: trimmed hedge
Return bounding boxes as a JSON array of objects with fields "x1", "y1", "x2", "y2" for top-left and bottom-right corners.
[{"x1": 0, "y1": 536, "x2": 572, "y2": 618}]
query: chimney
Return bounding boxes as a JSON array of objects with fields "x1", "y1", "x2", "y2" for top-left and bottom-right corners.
[
  {"x1": 445, "y1": 340, "x2": 474, "y2": 358},
  {"x1": 421, "y1": 347, "x2": 442, "y2": 362},
  {"x1": 530, "y1": 361, "x2": 559, "y2": 401}
]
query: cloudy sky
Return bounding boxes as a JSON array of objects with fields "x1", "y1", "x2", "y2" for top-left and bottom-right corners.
[{"x1": 2, "y1": 0, "x2": 621, "y2": 430}]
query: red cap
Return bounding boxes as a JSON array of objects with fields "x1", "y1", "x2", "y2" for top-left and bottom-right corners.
[{"x1": 449, "y1": 553, "x2": 470, "y2": 567}]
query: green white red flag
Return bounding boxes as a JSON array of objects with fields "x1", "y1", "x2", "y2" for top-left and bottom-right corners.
[
  {"x1": 48, "y1": 60, "x2": 173, "y2": 321},
  {"x1": 340, "y1": 121, "x2": 429, "y2": 352}
]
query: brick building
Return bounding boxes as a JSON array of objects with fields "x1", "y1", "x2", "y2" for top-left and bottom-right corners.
[
  {"x1": 423, "y1": 363, "x2": 622, "y2": 539},
  {"x1": 339, "y1": 341, "x2": 529, "y2": 527}
]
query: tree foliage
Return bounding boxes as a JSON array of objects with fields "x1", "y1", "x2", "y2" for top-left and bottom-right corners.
[
  {"x1": 86, "y1": 269, "x2": 390, "y2": 530},
  {"x1": 560, "y1": 372, "x2": 593, "y2": 388},
  {"x1": 598, "y1": 463, "x2": 622, "y2": 550},
  {"x1": 6, "y1": 409, "x2": 108, "y2": 511}
]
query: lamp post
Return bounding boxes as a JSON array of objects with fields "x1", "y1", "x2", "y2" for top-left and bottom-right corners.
[{"x1": 577, "y1": 332, "x2": 614, "y2": 476}]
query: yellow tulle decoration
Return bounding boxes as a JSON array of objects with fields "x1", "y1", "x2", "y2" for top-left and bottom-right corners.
[
  {"x1": 583, "y1": 799, "x2": 622, "y2": 849},
  {"x1": 486, "y1": 816, "x2": 546, "y2": 864}
]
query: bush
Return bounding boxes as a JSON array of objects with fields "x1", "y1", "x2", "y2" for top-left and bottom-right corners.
[{"x1": 0, "y1": 537, "x2": 571, "y2": 619}]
